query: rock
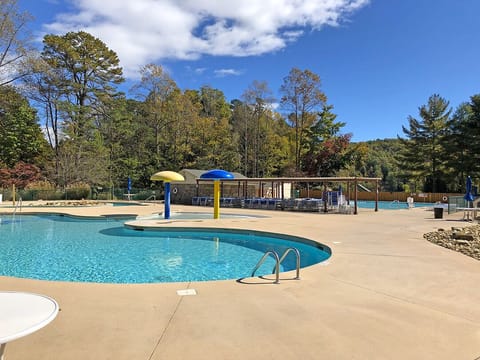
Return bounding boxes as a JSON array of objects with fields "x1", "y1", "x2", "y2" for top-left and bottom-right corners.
[
  {"x1": 455, "y1": 239, "x2": 472, "y2": 246},
  {"x1": 452, "y1": 232, "x2": 475, "y2": 241},
  {"x1": 425, "y1": 224, "x2": 480, "y2": 261}
]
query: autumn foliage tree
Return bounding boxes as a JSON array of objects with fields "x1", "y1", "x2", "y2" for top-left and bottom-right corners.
[
  {"x1": 280, "y1": 68, "x2": 327, "y2": 174},
  {"x1": 302, "y1": 104, "x2": 352, "y2": 176},
  {"x1": 0, "y1": 162, "x2": 41, "y2": 188}
]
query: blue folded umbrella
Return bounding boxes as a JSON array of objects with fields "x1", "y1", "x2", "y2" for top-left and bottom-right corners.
[{"x1": 464, "y1": 176, "x2": 474, "y2": 202}]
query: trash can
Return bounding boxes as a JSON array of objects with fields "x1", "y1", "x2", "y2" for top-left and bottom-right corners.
[{"x1": 434, "y1": 207, "x2": 443, "y2": 219}]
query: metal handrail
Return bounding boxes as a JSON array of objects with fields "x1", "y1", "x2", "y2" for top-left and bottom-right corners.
[
  {"x1": 275, "y1": 247, "x2": 301, "y2": 280},
  {"x1": 13, "y1": 197, "x2": 22, "y2": 216},
  {"x1": 389, "y1": 200, "x2": 400, "y2": 208},
  {"x1": 251, "y1": 251, "x2": 280, "y2": 284},
  {"x1": 145, "y1": 194, "x2": 156, "y2": 201}
]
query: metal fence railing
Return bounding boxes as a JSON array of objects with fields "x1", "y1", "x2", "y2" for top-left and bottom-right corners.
[
  {"x1": 0, "y1": 187, "x2": 163, "y2": 203},
  {"x1": 447, "y1": 195, "x2": 468, "y2": 214}
]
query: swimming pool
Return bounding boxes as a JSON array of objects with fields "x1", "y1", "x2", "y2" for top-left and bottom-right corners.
[
  {"x1": 356, "y1": 200, "x2": 436, "y2": 210},
  {"x1": 0, "y1": 215, "x2": 330, "y2": 284}
]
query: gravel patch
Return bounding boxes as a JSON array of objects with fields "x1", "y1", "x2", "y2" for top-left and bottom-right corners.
[{"x1": 424, "y1": 224, "x2": 480, "y2": 260}]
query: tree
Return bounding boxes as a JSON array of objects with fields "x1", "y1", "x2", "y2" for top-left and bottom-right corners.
[
  {"x1": 41, "y1": 31, "x2": 124, "y2": 139},
  {"x1": 467, "y1": 95, "x2": 480, "y2": 177},
  {"x1": 187, "y1": 86, "x2": 240, "y2": 170},
  {"x1": 280, "y1": 68, "x2": 327, "y2": 174},
  {"x1": 398, "y1": 94, "x2": 451, "y2": 192},
  {"x1": 132, "y1": 63, "x2": 179, "y2": 171},
  {"x1": 232, "y1": 80, "x2": 281, "y2": 177},
  {"x1": 443, "y1": 102, "x2": 472, "y2": 191},
  {"x1": 445, "y1": 95, "x2": 480, "y2": 190},
  {"x1": 0, "y1": 86, "x2": 47, "y2": 167},
  {"x1": 460, "y1": 95, "x2": 480, "y2": 178},
  {"x1": 198, "y1": 85, "x2": 231, "y2": 119},
  {"x1": 302, "y1": 104, "x2": 352, "y2": 176},
  {"x1": 21, "y1": 57, "x2": 64, "y2": 180},
  {"x1": 35, "y1": 31, "x2": 124, "y2": 185},
  {"x1": 0, "y1": 0, "x2": 33, "y2": 86},
  {"x1": 0, "y1": 162, "x2": 42, "y2": 188},
  {"x1": 342, "y1": 139, "x2": 404, "y2": 191}
]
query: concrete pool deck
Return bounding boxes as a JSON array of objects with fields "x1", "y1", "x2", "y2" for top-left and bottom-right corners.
[{"x1": 0, "y1": 202, "x2": 479, "y2": 359}]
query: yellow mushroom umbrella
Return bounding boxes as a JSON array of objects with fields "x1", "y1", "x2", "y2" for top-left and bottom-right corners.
[{"x1": 150, "y1": 171, "x2": 185, "y2": 219}]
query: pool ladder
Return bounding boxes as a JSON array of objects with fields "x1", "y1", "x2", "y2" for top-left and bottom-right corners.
[
  {"x1": 251, "y1": 247, "x2": 301, "y2": 284},
  {"x1": 13, "y1": 197, "x2": 22, "y2": 216}
]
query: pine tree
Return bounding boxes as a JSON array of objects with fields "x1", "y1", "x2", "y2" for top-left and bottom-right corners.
[{"x1": 398, "y1": 94, "x2": 450, "y2": 192}]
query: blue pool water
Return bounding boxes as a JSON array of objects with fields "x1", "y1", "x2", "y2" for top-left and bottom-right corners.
[
  {"x1": 356, "y1": 200, "x2": 436, "y2": 210},
  {"x1": 111, "y1": 202, "x2": 140, "y2": 206},
  {"x1": 138, "y1": 212, "x2": 262, "y2": 220},
  {"x1": 0, "y1": 215, "x2": 330, "y2": 284}
]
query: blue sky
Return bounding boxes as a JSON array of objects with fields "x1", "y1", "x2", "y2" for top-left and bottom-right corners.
[{"x1": 19, "y1": 0, "x2": 480, "y2": 142}]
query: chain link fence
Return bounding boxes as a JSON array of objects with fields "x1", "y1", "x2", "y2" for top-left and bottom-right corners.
[{"x1": 0, "y1": 187, "x2": 163, "y2": 203}]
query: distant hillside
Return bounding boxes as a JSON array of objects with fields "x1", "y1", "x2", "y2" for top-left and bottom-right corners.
[{"x1": 346, "y1": 138, "x2": 404, "y2": 192}]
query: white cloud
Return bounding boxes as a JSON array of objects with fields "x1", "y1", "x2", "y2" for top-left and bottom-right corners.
[
  {"x1": 214, "y1": 68, "x2": 243, "y2": 77},
  {"x1": 194, "y1": 67, "x2": 207, "y2": 75},
  {"x1": 42, "y1": 0, "x2": 369, "y2": 78}
]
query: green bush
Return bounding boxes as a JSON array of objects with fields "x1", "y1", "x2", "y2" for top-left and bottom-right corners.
[
  {"x1": 65, "y1": 182, "x2": 91, "y2": 200},
  {"x1": 23, "y1": 181, "x2": 61, "y2": 200},
  {"x1": 97, "y1": 192, "x2": 111, "y2": 200}
]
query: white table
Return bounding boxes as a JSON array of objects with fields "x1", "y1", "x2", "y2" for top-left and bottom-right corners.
[
  {"x1": 0, "y1": 292, "x2": 59, "y2": 359},
  {"x1": 123, "y1": 193, "x2": 134, "y2": 200},
  {"x1": 457, "y1": 207, "x2": 480, "y2": 221}
]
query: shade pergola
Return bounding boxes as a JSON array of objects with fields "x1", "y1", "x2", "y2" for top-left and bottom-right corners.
[{"x1": 196, "y1": 176, "x2": 382, "y2": 215}]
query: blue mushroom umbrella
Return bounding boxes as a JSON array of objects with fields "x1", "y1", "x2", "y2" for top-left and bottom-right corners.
[
  {"x1": 200, "y1": 169, "x2": 234, "y2": 219},
  {"x1": 200, "y1": 169, "x2": 234, "y2": 180}
]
